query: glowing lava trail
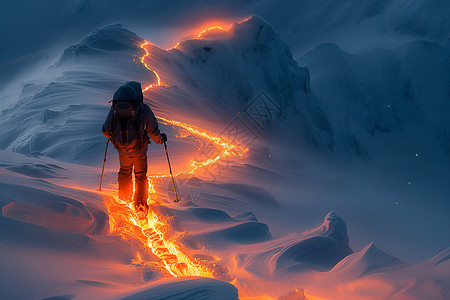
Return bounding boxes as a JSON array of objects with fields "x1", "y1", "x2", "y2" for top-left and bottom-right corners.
[
  {"x1": 139, "y1": 39, "x2": 248, "y2": 178},
  {"x1": 106, "y1": 189, "x2": 213, "y2": 277},
  {"x1": 197, "y1": 26, "x2": 224, "y2": 38},
  {"x1": 139, "y1": 41, "x2": 161, "y2": 91},
  {"x1": 154, "y1": 116, "x2": 248, "y2": 178},
  {"x1": 105, "y1": 38, "x2": 247, "y2": 279}
]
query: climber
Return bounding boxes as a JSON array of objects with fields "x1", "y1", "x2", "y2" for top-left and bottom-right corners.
[{"x1": 102, "y1": 81, "x2": 167, "y2": 216}]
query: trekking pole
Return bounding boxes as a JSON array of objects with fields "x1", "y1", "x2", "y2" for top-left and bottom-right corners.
[
  {"x1": 99, "y1": 139, "x2": 110, "y2": 191},
  {"x1": 164, "y1": 141, "x2": 180, "y2": 202}
]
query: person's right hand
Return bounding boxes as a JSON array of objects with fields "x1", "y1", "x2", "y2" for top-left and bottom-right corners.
[{"x1": 161, "y1": 133, "x2": 167, "y2": 143}]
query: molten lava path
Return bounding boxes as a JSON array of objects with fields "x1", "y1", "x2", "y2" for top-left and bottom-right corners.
[{"x1": 102, "y1": 39, "x2": 248, "y2": 282}]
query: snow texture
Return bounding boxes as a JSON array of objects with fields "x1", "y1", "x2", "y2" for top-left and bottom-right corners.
[{"x1": 0, "y1": 6, "x2": 449, "y2": 300}]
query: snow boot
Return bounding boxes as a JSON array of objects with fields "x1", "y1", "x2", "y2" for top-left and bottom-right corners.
[{"x1": 134, "y1": 198, "x2": 149, "y2": 219}]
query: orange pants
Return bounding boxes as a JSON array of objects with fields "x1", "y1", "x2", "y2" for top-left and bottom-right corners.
[{"x1": 118, "y1": 151, "x2": 148, "y2": 204}]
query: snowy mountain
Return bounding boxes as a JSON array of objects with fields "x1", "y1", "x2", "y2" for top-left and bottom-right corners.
[
  {"x1": 0, "y1": 9, "x2": 449, "y2": 300},
  {"x1": 173, "y1": 16, "x2": 310, "y2": 114},
  {"x1": 0, "y1": 25, "x2": 147, "y2": 165},
  {"x1": 1, "y1": 16, "x2": 388, "y2": 163},
  {"x1": 54, "y1": 23, "x2": 143, "y2": 67},
  {"x1": 299, "y1": 40, "x2": 450, "y2": 157},
  {"x1": 1, "y1": 17, "x2": 312, "y2": 163}
]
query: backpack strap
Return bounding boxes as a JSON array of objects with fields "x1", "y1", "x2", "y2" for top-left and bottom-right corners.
[
  {"x1": 110, "y1": 107, "x2": 117, "y2": 148},
  {"x1": 109, "y1": 101, "x2": 148, "y2": 151},
  {"x1": 136, "y1": 103, "x2": 148, "y2": 148}
]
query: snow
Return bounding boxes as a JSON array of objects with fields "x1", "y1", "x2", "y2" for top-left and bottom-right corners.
[
  {"x1": 330, "y1": 242, "x2": 405, "y2": 278},
  {"x1": 234, "y1": 211, "x2": 353, "y2": 278},
  {"x1": 116, "y1": 277, "x2": 238, "y2": 300},
  {"x1": 0, "y1": 7, "x2": 449, "y2": 300}
]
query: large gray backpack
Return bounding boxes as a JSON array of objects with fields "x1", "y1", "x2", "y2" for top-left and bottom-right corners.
[{"x1": 110, "y1": 84, "x2": 146, "y2": 152}]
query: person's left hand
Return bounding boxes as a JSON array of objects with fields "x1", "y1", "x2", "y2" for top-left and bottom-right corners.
[{"x1": 103, "y1": 131, "x2": 111, "y2": 139}]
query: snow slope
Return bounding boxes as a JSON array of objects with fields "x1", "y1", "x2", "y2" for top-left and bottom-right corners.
[
  {"x1": 0, "y1": 17, "x2": 372, "y2": 163},
  {"x1": 0, "y1": 15, "x2": 449, "y2": 300},
  {"x1": 2, "y1": 147, "x2": 446, "y2": 299},
  {"x1": 0, "y1": 25, "x2": 147, "y2": 165},
  {"x1": 115, "y1": 277, "x2": 239, "y2": 300}
]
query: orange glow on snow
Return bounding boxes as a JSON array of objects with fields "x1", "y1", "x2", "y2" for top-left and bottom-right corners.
[
  {"x1": 197, "y1": 26, "x2": 224, "y2": 38},
  {"x1": 102, "y1": 21, "x2": 324, "y2": 300},
  {"x1": 139, "y1": 41, "x2": 162, "y2": 91},
  {"x1": 103, "y1": 39, "x2": 248, "y2": 279},
  {"x1": 168, "y1": 17, "x2": 251, "y2": 50},
  {"x1": 154, "y1": 116, "x2": 248, "y2": 178},
  {"x1": 240, "y1": 297, "x2": 274, "y2": 300},
  {"x1": 105, "y1": 187, "x2": 213, "y2": 277},
  {"x1": 138, "y1": 40, "x2": 248, "y2": 180}
]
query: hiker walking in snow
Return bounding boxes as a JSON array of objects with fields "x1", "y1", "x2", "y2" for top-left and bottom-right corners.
[{"x1": 102, "y1": 81, "x2": 167, "y2": 216}]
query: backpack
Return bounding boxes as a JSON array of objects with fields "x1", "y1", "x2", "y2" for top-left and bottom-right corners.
[{"x1": 110, "y1": 84, "x2": 148, "y2": 152}]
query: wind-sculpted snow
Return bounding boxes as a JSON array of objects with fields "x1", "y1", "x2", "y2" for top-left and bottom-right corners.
[
  {"x1": 200, "y1": 221, "x2": 272, "y2": 245},
  {"x1": 0, "y1": 18, "x2": 312, "y2": 163},
  {"x1": 174, "y1": 16, "x2": 310, "y2": 112},
  {"x1": 330, "y1": 242, "x2": 405, "y2": 278},
  {"x1": 0, "y1": 14, "x2": 449, "y2": 300},
  {"x1": 6, "y1": 163, "x2": 65, "y2": 178},
  {"x1": 0, "y1": 148, "x2": 448, "y2": 299},
  {"x1": 153, "y1": 202, "x2": 272, "y2": 248},
  {"x1": 0, "y1": 26, "x2": 147, "y2": 163},
  {"x1": 116, "y1": 277, "x2": 238, "y2": 300},
  {"x1": 0, "y1": 177, "x2": 109, "y2": 235},
  {"x1": 274, "y1": 211, "x2": 353, "y2": 272},
  {"x1": 53, "y1": 24, "x2": 143, "y2": 67},
  {"x1": 236, "y1": 211, "x2": 353, "y2": 277},
  {"x1": 2, "y1": 16, "x2": 411, "y2": 162}
]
